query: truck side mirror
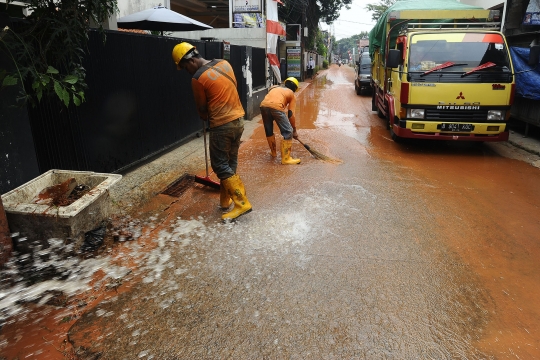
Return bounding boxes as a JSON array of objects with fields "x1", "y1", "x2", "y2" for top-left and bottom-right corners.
[
  {"x1": 387, "y1": 49, "x2": 400, "y2": 68},
  {"x1": 529, "y1": 45, "x2": 540, "y2": 66}
]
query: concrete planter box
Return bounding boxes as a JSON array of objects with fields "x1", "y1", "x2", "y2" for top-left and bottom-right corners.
[{"x1": 1, "y1": 170, "x2": 121, "y2": 252}]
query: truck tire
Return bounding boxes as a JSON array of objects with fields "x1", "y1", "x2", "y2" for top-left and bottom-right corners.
[
  {"x1": 355, "y1": 83, "x2": 361, "y2": 96},
  {"x1": 371, "y1": 91, "x2": 377, "y2": 111},
  {"x1": 389, "y1": 120, "x2": 402, "y2": 142},
  {"x1": 377, "y1": 107, "x2": 385, "y2": 119}
]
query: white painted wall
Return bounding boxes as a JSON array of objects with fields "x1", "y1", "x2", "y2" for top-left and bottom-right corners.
[
  {"x1": 117, "y1": 0, "x2": 170, "y2": 18},
  {"x1": 170, "y1": 28, "x2": 266, "y2": 48}
]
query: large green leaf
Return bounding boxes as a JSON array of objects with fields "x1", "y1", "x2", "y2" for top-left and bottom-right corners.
[
  {"x1": 62, "y1": 88, "x2": 70, "y2": 107},
  {"x1": 2, "y1": 75, "x2": 18, "y2": 86},
  {"x1": 73, "y1": 94, "x2": 81, "y2": 106},
  {"x1": 53, "y1": 80, "x2": 63, "y2": 100},
  {"x1": 47, "y1": 66, "x2": 59, "y2": 74},
  {"x1": 64, "y1": 75, "x2": 78, "y2": 84}
]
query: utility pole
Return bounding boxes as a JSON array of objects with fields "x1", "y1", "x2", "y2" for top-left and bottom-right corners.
[{"x1": 301, "y1": 0, "x2": 306, "y2": 81}]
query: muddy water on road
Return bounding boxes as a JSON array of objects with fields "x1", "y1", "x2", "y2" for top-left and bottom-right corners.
[
  {"x1": 299, "y1": 64, "x2": 540, "y2": 358},
  {"x1": 1, "y1": 64, "x2": 539, "y2": 359}
]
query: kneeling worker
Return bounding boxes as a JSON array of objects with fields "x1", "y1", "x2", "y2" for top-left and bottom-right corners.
[
  {"x1": 172, "y1": 42, "x2": 252, "y2": 221},
  {"x1": 260, "y1": 77, "x2": 301, "y2": 165}
]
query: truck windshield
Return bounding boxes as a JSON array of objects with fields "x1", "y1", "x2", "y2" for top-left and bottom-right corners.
[{"x1": 408, "y1": 33, "x2": 511, "y2": 76}]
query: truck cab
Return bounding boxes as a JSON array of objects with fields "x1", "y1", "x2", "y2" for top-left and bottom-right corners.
[
  {"x1": 368, "y1": 5, "x2": 526, "y2": 142},
  {"x1": 383, "y1": 30, "x2": 515, "y2": 142}
]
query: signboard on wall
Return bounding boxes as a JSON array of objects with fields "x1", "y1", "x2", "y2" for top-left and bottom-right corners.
[
  {"x1": 523, "y1": 0, "x2": 540, "y2": 25},
  {"x1": 286, "y1": 47, "x2": 301, "y2": 78},
  {"x1": 233, "y1": 0, "x2": 262, "y2": 13},
  {"x1": 233, "y1": 13, "x2": 264, "y2": 28}
]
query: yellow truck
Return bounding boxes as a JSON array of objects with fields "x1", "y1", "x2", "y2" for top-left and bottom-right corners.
[{"x1": 369, "y1": 0, "x2": 537, "y2": 142}]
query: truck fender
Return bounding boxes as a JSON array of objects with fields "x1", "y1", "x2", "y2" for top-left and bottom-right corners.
[{"x1": 384, "y1": 93, "x2": 396, "y2": 126}]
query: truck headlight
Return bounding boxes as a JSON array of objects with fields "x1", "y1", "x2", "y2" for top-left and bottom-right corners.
[
  {"x1": 407, "y1": 109, "x2": 425, "y2": 119},
  {"x1": 487, "y1": 110, "x2": 504, "y2": 121}
]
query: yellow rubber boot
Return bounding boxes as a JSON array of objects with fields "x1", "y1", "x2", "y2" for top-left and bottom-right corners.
[
  {"x1": 222, "y1": 174, "x2": 252, "y2": 221},
  {"x1": 281, "y1": 139, "x2": 301, "y2": 165},
  {"x1": 220, "y1": 182, "x2": 232, "y2": 209},
  {"x1": 266, "y1": 135, "x2": 277, "y2": 157}
]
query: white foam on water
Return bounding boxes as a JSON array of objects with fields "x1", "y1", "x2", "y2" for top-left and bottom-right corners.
[{"x1": 0, "y1": 217, "x2": 212, "y2": 327}]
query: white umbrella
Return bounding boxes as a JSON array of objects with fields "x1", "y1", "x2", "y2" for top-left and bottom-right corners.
[{"x1": 117, "y1": 6, "x2": 213, "y2": 35}]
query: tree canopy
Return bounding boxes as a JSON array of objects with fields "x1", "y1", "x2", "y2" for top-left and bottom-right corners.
[
  {"x1": 334, "y1": 32, "x2": 369, "y2": 60},
  {"x1": 0, "y1": 0, "x2": 117, "y2": 107},
  {"x1": 279, "y1": 0, "x2": 352, "y2": 55},
  {"x1": 365, "y1": 0, "x2": 395, "y2": 22}
]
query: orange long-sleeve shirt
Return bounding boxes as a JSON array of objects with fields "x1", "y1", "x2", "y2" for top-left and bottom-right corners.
[
  {"x1": 260, "y1": 86, "x2": 296, "y2": 114},
  {"x1": 260, "y1": 86, "x2": 297, "y2": 127},
  {"x1": 191, "y1": 59, "x2": 245, "y2": 128}
]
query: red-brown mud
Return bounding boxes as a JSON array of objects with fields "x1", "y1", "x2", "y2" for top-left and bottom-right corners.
[
  {"x1": 305, "y1": 65, "x2": 540, "y2": 358},
  {"x1": 1, "y1": 65, "x2": 539, "y2": 359},
  {"x1": 369, "y1": 136, "x2": 540, "y2": 357}
]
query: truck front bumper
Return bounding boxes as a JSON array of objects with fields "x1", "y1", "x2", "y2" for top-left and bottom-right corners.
[{"x1": 393, "y1": 121, "x2": 509, "y2": 142}]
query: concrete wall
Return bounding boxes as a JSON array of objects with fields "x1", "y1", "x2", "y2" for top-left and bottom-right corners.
[
  {"x1": 170, "y1": 28, "x2": 266, "y2": 48},
  {"x1": 117, "y1": 0, "x2": 169, "y2": 18},
  {"x1": 115, "y1": 0, "x2": 266, "y2": 48}
]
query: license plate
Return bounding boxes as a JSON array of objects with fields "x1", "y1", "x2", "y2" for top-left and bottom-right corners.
[{"x1": 438, "y1": 123, "x2": 475, "y2": 132}]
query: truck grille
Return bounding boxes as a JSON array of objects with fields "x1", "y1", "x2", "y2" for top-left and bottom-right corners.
[{"x1": 425, "y1": 109, "x2": 489, "y2": 122}]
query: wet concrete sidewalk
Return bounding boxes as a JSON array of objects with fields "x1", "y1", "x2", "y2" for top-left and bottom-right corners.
[{"x1": 108, "y1": 109, "x2": 265, "y2": 213}]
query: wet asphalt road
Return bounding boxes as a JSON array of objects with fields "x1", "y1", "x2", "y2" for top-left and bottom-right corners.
[{"x1": 2, "y1": 64, "x2": 540, "y2": 359}]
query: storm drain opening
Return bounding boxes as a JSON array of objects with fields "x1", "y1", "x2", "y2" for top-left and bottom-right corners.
[{"x1": 161, "y1": 173, "x2": 195, "y2": 197}]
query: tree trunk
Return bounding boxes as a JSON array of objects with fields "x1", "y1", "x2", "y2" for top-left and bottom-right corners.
[{"x1": 0, "y1": 196, "x2": 12, "y2": 267}]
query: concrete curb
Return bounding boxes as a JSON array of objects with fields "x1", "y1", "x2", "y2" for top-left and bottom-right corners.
[{"x1": 508, "y1": 131, "x2": 540, "y2": 157}]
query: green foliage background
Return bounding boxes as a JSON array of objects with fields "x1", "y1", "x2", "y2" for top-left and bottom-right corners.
[
  {"x1": 279, "y1": 0, "x2": 352, "y2": 58},
  {"x1": 0, "y1": 0, "x2": 117, "y2": 107},
  {"x1": 334, "y1": 32, "x2": 370, "y2": 60},
  {"x1": 365, "y1": 0, "x2": 395, "y2": 22}
]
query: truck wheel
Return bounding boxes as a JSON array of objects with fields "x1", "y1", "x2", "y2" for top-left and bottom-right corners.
[
  {"x1": 377, "y1": 107, "x2": 385, "y2": 119},
  {"x1": 355, "y1": 83, "x2": 361, "y2": 96},
  {"x1": 390, "y1": 125, "x2": 401, "y2": 142},
  {"x1": 371, "y1": 92, "x2": 377, "y2": 111}
]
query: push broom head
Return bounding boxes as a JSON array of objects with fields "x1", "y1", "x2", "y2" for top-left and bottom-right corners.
[
  {"x1": 194, "y1": 175, "x2": 220, "y2": 189},
  {"x1": 301, "y1": 142, "x2": 342, "y2": 164}
]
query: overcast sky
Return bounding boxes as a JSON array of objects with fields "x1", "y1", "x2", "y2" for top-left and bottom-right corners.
[{"x1": 319, "y1": 0, "x2": 377, "y2": 40}]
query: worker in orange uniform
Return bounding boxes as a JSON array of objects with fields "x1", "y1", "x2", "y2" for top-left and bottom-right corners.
[
  {"x1": 172, "y1": 42, "x2": 252, "y2": 221},
  {"x1": 260, "y1": 77, "x2": 301, "y2": 165}
]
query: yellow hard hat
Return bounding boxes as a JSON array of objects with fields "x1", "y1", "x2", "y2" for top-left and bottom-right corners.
[
  {"x1": 172, "y1": 42, "x2": 197, "y2": 69},
  {"x1": 285, "y1": 77, "x2": 299, "y2": 92}
]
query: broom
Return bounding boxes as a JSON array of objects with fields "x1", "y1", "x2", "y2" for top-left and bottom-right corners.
[
  {"x1": 194, "y1": 119, "x2": 220, "y2": 189},
  {"x1": 296, "y1": 139, "x2": 342, "y2": 163}
]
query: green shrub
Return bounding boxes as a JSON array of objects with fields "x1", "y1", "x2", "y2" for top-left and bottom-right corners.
[{"x1": 323, "y1": 60, "x2": 329, "y2": 69}]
